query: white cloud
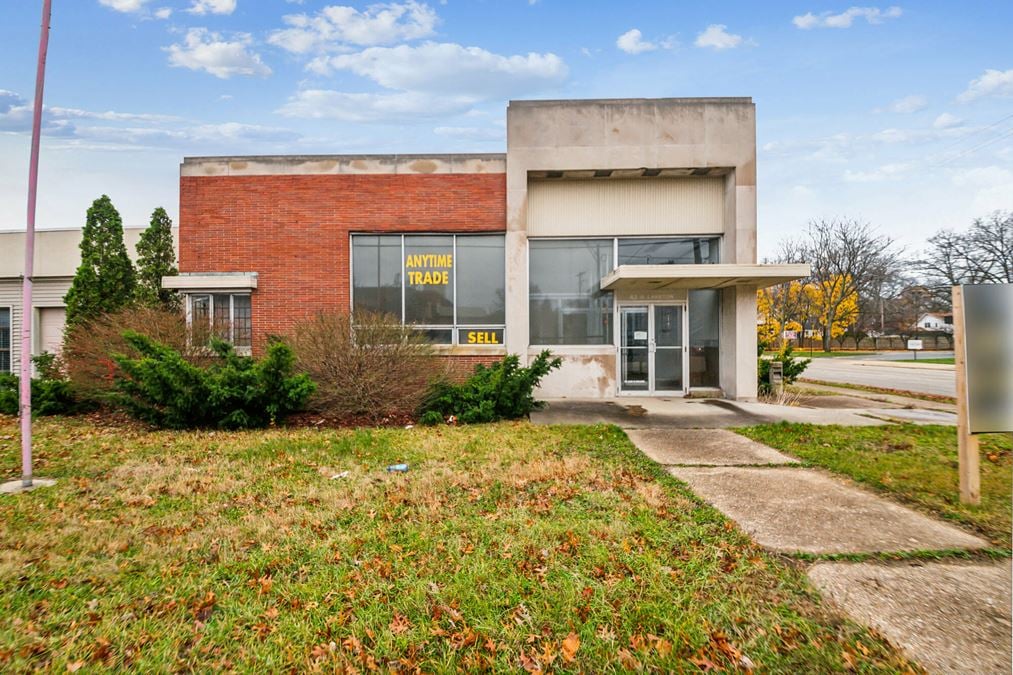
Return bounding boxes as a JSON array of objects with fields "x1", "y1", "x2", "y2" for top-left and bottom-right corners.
[
  {"x1": 951, "y1": 166, "x2": 1013, "y2": 214},
  {"x1": 957, "y1": 69, "x2": 1013, "y2": 103},
  {"x1": 154, "y1": 7, "x2": 172, "y2": 19},
  {"x1": 268, "y1": 1, "x2": 438, "y2": 54},
  {"x1": 277, "y1": 89, "x2": 474, "y2": 123},
  {"x1": 879, "y1": 94, "x2": 927, "y2": 113},
  {"x1": 616, "y1": 29, "x2": 656, "y2": 55},
  {"x1": 793, "y1": 6, "x2": 902, "y2": 29},
  {"x1": 933, "y1": 112, "x2": 963, "y2": 129},
  {"x1": 165, "y1": 29, "x2": 271, "y2": 79},
  {"x1": 694, "y1": 24, "x2": 743, "y2": 50},
  {"x1": 844, "y1": 162, "x2": 911, "y2": 182},
  {"x1": 0, "y1": 88, "x2": 299, "y2": 150},
  {"x1": 187, "y1": 0, "x2": 236, "y2": 15},
  {"x1": 309, "y1": 42, "x2": 567, "y2": 99},
  {"x1": 98, "y1": 0, "x2": 151, "y2": 12}
]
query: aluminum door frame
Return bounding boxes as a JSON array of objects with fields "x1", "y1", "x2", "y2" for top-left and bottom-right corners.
[{"x1": 616, "y1": 301, "x2": 689, "y2": 396}]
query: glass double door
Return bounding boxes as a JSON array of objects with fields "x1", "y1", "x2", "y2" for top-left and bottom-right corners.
[{"x1": 619, "y1": 304, "x2": 687, "y2": 394}]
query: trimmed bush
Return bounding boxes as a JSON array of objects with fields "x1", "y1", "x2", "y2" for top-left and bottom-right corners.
[
  {"x1": 288, "y1": 311, "x2": 444, "y2": 424},
  {"x1": 758, "y1": 344, "x2": 811, "y2": 395},
  {"x1": 421, "y1": 350, "x2": 561, "y2": 424},
  {"x1": 112, "y1": 331, "x2": 315, "y2": 429},
  {"x1": 0, "y1": 371, "x2": 80, "y2": 417}
]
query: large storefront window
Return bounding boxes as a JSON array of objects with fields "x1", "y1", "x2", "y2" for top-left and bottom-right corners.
[
  {"x1": 529, "y1": 239, "x2": 614, "y2": 345},
  {"x1": 618, "y1": 237, "x2": 720, "y2": 265},
  {"x1": 351, "y1": 234, "x2": 505, "y2": 345},
  {"x1": 0, "y1": 307, "x2": 10, "y2": 372}
]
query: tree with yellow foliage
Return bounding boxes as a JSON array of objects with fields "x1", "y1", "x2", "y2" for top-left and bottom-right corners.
[
  {"x1": 805, "y1": 275, "x2": 859, "y2": 349},
  {"x1": 757, "y1": 280, "x2": 808, "y2": 349}
]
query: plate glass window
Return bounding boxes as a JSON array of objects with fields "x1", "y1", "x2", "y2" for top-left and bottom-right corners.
[
  {"x1": 529, "y1": 239, "x2": 614, "y2": 345},
  {"x1": 618, "y1": 237, "x2": 720, "y2": 265}
]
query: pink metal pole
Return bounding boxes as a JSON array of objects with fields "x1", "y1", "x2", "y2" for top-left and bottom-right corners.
[{"x1": 21, "y1": 0, "x2": 53, "y2": 488}]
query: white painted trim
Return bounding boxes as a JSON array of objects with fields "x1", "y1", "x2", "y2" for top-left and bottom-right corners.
[{"x1": 163, "y1": 273, "x2": 257, "y2": 291}]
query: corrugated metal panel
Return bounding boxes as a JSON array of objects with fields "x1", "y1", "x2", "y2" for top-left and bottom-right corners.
[{"x1": 527, "y1": 177, "x2": 725, "y2": 236}]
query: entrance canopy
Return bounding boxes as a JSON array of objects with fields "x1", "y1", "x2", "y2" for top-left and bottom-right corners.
[{"x1": 600, "y1": 264, "x2": 810, "y2": 291}]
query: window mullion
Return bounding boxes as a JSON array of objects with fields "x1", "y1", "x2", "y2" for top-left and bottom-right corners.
[{"x1": 400, "y1": 235, "x2": 406, "y2": 325}]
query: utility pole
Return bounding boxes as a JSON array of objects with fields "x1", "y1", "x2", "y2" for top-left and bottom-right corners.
[{"x1": 20, "y1": 0, "x2": 53, "y2": 488}]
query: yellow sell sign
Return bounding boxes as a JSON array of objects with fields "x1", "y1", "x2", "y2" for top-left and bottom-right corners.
[{"x1": 466, "y1": 331, "x2": 500, "y2": 344}]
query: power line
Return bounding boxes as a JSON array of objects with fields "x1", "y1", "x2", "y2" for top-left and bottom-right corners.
[
  {"x1": 931, "y1": 110, "x2": 1013, "y2": 157},
  {"x1": 932, "y1": 126, "x2": 1013, "y2": 168}
]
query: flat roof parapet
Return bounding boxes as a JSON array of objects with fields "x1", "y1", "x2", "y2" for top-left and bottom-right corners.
[
  {"x1": 181, "y1": 153, "x2": 507, "y2": 177},
  {"x1": 509, "y1": 97, "x2": 753, "y2": 108}
]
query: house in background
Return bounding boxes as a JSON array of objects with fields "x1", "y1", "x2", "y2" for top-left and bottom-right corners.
[
  {"x1": 914, "y1": 312, "x2": 954, "y2": 333},
  {"x1": 0, "y1": 227, "x2": 177, "y2": 374},
  {"x1": 168, "y1": 97, "x2": 808, "y2": 400}
]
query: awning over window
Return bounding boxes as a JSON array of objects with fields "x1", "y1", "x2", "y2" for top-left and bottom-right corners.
[
  {"x1": 599, "y1": 264, "x2": 810, "y2": 291},
  {"x1": 162, "y1": 272, "x2": 258, "y2": 292}
]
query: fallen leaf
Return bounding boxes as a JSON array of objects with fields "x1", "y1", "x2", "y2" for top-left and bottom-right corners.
[
  {"x1": 389, "y1": 613, "x2": 411, "y2": 635},
  {"x1": 561, "y1": 632, "x2": 580, "y2": 662}
]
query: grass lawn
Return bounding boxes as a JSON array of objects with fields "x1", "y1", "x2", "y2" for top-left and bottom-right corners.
[
  {"x1": 897, "y1": 358, "x2": 955, "y2": 365},
  {"x1": 0, "y1": 416, "x2": 916, "y2": 672},
  {"x1": 736, "y1": 424, "x2": 1013, "y2": 548}
]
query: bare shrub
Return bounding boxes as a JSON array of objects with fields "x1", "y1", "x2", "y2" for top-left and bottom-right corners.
[
  {"x1": 288, "y1": 311, "x2": 445, "y2": 424},
  {"x1": 62, "y1": 304, "x2": 215, "y2": 398},
  {"x1": 759, "y1": 387, "x2": 806, "y2": 407}
]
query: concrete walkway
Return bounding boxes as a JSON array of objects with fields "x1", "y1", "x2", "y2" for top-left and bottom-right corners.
[{"x1": 613, "y1": 423, "x2": 1008, "y2": 672}]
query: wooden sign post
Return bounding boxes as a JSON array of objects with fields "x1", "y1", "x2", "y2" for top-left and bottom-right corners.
[{"x1": 952, "y1": 285, "x2": 980, "y2": 505}]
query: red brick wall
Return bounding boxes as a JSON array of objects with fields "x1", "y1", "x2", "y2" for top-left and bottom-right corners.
[{"x1": 179, "y1": 173, "x2": 506, "y2": 348}]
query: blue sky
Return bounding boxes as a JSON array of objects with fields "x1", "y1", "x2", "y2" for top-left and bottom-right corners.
[{"x1": 1, "y1": 0, "x2": 1011, "y2": 256}]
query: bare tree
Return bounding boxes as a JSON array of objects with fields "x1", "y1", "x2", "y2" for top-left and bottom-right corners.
[
  {"x1": 784, "y1": 218, "x2": 897, "y2": 352},
  {"x1": 918, "y1": 210, "x2": 1013, "y2": 303}
]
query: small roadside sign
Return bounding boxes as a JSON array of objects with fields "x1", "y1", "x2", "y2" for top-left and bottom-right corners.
[{"x1": 907, "y1": 339, "x2": 923, "y2": 350}]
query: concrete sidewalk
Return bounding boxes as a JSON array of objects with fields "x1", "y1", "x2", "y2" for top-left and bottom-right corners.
[
  {"x1": 622, "y1": 425, "x2": 1009, "y2": 673},
  {"x1": 530, "y1": 397, "x2": 956, "y2": 427},
  {"x1": 531, "y1": 396, "x2": 950, "y2": 429}
]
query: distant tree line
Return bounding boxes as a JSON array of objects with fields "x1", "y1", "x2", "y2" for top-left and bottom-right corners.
[{"x1": 759, "y1": 210, "x2": 1012, "y2": 352}]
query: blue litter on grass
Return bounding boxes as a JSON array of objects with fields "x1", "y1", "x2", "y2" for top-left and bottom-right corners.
[{"x1": 386, "y1": 463, "x2": 409, "y2": 473}]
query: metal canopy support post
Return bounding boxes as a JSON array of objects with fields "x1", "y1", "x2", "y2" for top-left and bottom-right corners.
[{"x1": 20, "y1": 0, "x2": 53, "y2": 488}]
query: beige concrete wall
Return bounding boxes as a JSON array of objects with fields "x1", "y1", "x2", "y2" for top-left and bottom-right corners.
[
  {"x1": 0, "y1": 227, "x2": 175, "y2": 278},
  {"x1": 527, "y1": 177, "x2": 725, "y2": 237},
  {"x1": 505, "y1": 97, "x2": 757, "y2": 399}
]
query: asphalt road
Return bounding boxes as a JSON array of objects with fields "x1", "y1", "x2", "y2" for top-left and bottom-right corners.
[{"x1": 803, "y1": 358, "x2": 956, "y2": 398}]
